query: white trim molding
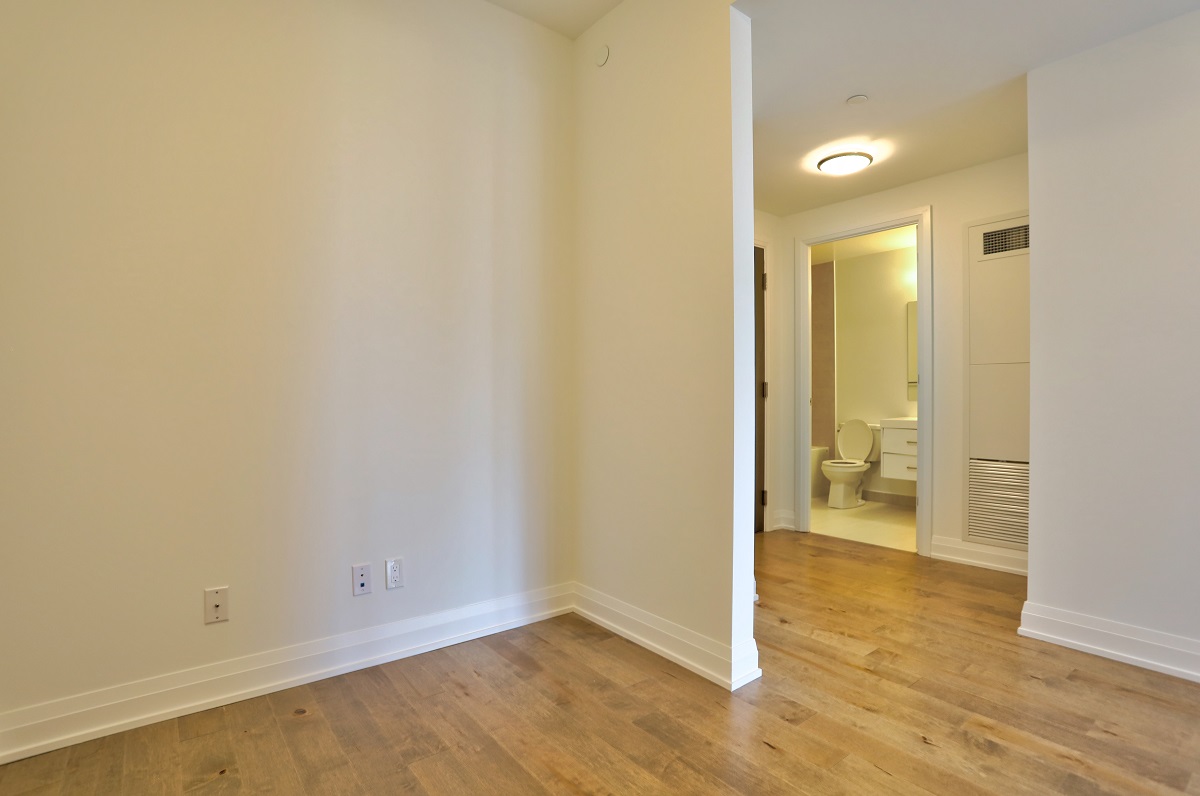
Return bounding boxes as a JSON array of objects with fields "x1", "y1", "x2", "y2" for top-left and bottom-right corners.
[
  {"x1": 931, "y1": 535, "x2": 1028, "y2": 575},
  {"x1": 1, "y1": 582, "x2": 763, "y2": 765},
  {"x1": 1019, "y1": 602, "x2": 1200, "y2": 684},
  {"x1": 770, "y1": 509, "x2": 797, "y2": 532},
  {"x1": 0, "y1": 585, "x2": 575, "y2": 766},
  {"x1": 573, "y1": 583, "x2": 761, "y2": 691}
]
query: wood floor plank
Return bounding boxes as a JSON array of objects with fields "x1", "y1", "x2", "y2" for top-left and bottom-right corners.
[
  {"x1": 909, "y1": 671, "x2": 1195, "y2": 789},
  {"x1": 520, "y1": 620, "x2": 655, "y2": 688},
  {"x1": 178, "y1": 722, "x2": 241, "y2": 794},
  {"x1": 444, "y1": 634, "x2": 729, "y2": 794},
  {"x1": 408, "y1": 749, "x2": 488, "y2": 796},
  {"x1": 461, "y1": 634, "x2": 721, "y2": 794},
  {"x1": 490, "y1": 720, "x2": 648, "y2": 795},
  {"x1": 379, "y1": 654, "x2": 446, "y2": 700},
  {"x1": 631, "y1": 710, "x2": 798, "y2": 795},
  {"x1": 410, "y1": 690, "x2": 550, "y2": 795},
  {"x1": 308, "y1": 674, "x2": 429, "y2": 794},
  {"x1": 757, "y1": 623, "x2": 1128, "y2": 794},
  {"x1": 59, "y1": 734, "x2": 125, "y2": 795},
  {"x1": 828, "y1": 753, "x2": 939, "y2": 796},
  {"x1": 625, "y1": 676, "x2": 853, "y2": 795},
  {"x1": 177, "y1": 708, "x2": 230, "y2": 743},
  {"x1": 266, "y1": 685, "x2": 363, "y2": 795},
  {"x1": 121, "y1": 718, "x2": 182, "y2": 795},
  {"x1": 0, "y1": 746, "x2": 70, "y2": 794},
  {"x1": 224, "y1": 696, "x2": 306, "y2": 795},
  {"x1": 341, "y1": 665, "x2": 445, "y2": 766}
]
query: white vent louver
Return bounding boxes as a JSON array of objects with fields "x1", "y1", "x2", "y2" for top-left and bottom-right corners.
[
  {"x1": 982, "y1": 224, "x2": 1029, "y2": 255},
  {"x1": 967, "y1": 459, "x2": 1029, "y2": 549}
]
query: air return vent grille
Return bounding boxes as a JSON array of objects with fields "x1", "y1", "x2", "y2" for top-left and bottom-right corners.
[
  {"x1": 967, "y1": 459, "x2": 1029, "y2": 549},
  {"x1": 982, "y1": 224, "x2": 1030, "y2": 255}
]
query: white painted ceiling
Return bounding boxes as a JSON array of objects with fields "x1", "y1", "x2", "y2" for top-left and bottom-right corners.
[
  {"x1": 486, "y1": 0, "x2": 1200, "y2": 216},
  {"x1": 738, "y1": 0, "x2": 1200, "y2": 215},
  {"x1": 483, "y1": 0, "x2": 622, "y2": 39}
]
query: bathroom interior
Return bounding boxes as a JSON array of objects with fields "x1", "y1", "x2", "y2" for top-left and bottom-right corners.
[{"x1": 811, "y1": 225, "x2": 918, "y2": 552}]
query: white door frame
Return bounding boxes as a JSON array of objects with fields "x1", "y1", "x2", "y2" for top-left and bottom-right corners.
[{"x1": 793, "y1": 207, "x2": 933, "y2": 555}]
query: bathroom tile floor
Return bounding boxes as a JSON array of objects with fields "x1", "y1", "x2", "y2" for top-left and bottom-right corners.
[{"x1": 808, "y1": 497, "x2": 916, "y2": 552}]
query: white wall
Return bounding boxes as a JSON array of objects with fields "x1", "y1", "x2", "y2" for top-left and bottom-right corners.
[
  {"x1": 835, "y1": 248, "x2": 918, "y2": 497},
  {"x1": 0, "y1": 0, "x2": 576, "y2": 759},
  {"x1": 1021, "y1": 10, "x2": 1200, "y2": 682},
  {"x1": 770, "y1": 155, "x2": 1029, "y2": 573},
  {"x1": 572, "y1": 0, "x2": 759, "y2": 688},
  {"x1": 835, "y1": 248, "x2": 917, "y2": 426}
]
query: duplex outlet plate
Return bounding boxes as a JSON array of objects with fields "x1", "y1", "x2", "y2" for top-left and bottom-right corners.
[
  {"x1": 386, "y1": 558, "x2": 404, "y2": 589},
  {"x1": 352, "y1": 563, "x2": 372, "y2": 596}
]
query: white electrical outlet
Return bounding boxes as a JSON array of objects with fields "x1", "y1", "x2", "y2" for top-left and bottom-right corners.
[
  {"x1": 352, "y1": 563, "x2": 372, "y2": 596},
  {"x1": 385, "y1": 558, "x2": 404, "y2": 590},
  {"x1": 204, "y1": 587, "x2": 229, "y2": 624}
]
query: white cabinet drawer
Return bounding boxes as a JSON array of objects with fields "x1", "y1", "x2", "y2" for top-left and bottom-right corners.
[
  {"x1": 882, "y1": 452, "x2": 918, "y2": 481},
  {"x1": 882, "y1": 428, "x2": 918, "y2": 455}
]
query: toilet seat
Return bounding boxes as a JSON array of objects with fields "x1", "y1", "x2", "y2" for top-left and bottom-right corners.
[{"x1": 837, "y1": 419, "x2": 873, "y2": 462}]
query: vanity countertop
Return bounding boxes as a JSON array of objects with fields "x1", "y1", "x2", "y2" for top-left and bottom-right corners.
[{"x1": 880, "y1": 417, "x2": 918, "y2": 430}]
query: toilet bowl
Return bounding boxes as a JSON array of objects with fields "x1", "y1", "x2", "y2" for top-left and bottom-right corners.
[{"x1": 821, "y1": 419, "x2": 874, "y2": 509}]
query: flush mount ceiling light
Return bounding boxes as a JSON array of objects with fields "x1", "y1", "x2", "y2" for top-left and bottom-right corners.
[{"x1": 816, "y1": 151, "x2": 873, "y2": 176}]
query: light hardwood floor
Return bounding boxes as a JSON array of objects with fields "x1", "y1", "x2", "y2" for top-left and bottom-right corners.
[{"x1": 4, "y1": 532, "x2": 1200, "y2": 794}]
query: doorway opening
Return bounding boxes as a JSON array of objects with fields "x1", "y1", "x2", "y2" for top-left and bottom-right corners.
[
  {"x1": 808, "y1": 226, "x2": 917, "y2": 551},
  {"x1": 795, "y1": 209, "x2": 933, "y2": 556}
]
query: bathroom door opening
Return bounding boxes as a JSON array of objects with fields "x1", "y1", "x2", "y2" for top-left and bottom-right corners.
[{"x1": 795, "y1": 210, "x2": 933, "y2": 556}]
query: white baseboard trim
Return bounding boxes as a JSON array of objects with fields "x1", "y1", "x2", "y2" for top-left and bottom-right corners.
[
  {"x1": 931, "y1": 535, "x2": 1028, "y2": 575},
  {"x1": 573, "y1": 583, "x2": 761, "y2": 691},
  {"x1": 1, "y1": 581, "x2": 770, "y2": 765},
  {"x1": 0, "y1": 584, "x2": 575, "y2": 766},
  {"x1": 1019, "y1": 602, "x2": 1200, "y2": 684},
  {"x1": 770, "y1": 509, "x2": 797, "y2": 532}
]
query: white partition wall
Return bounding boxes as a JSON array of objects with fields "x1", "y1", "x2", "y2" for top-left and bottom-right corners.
[
  {"x1": 572, "y1": 0, "x2": 760, "y2": 691},
  {"x1": 1022, "y1": 9, "x2": 1200, "y2": 682}
]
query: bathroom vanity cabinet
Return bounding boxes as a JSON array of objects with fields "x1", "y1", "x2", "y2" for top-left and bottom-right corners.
[{"x1": 880, "y1": 419, "x2": 918, "y2": 482}]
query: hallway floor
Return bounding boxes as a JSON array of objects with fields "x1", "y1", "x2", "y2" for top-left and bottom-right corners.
[{"x1": 809, "y1": 496, "x2": 916, "y2": 551}]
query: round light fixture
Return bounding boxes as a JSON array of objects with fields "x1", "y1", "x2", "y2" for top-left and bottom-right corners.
[{"x1": 816, "y1": 151, "x2": 873, "y2": 175}]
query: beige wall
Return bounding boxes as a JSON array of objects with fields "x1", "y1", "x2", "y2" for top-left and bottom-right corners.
[
  {"x1": 835, "y1": 248, "x2": 918, "y2": 497},
  {"x1": 0, "y1": 0, "x2": 574, "y2": 727},
  {"x1": 834, "y1": 248, "x2": 918, "y2": 426},
  {"x1": 573, "y1": 0, "x2": 757, "y2": 683}
]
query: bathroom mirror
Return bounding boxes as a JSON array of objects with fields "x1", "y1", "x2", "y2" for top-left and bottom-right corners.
[{"x1": 906, "y1": 301, "x2": 917, "y2": 384}]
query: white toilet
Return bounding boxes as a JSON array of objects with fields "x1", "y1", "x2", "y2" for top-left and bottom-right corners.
[{"x1": 821, "y1": 419, "x2": 876, "y2": 509}]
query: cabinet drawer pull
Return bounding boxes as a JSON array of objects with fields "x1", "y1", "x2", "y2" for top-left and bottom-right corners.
[
  {"x1": 906, "y1": 466, "x2": 917, "y2": 471},
  {"x1": 906, "y1": 440, "x2": 917, "y2": 445}
]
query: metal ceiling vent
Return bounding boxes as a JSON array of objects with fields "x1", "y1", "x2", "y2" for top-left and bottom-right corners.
[
  {"x1": 967, "y1": 459, "x2": 1029, "y2": 549},
  {"x1": 982, "y1": 224, "x2": 1030, "y2": 256}
]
